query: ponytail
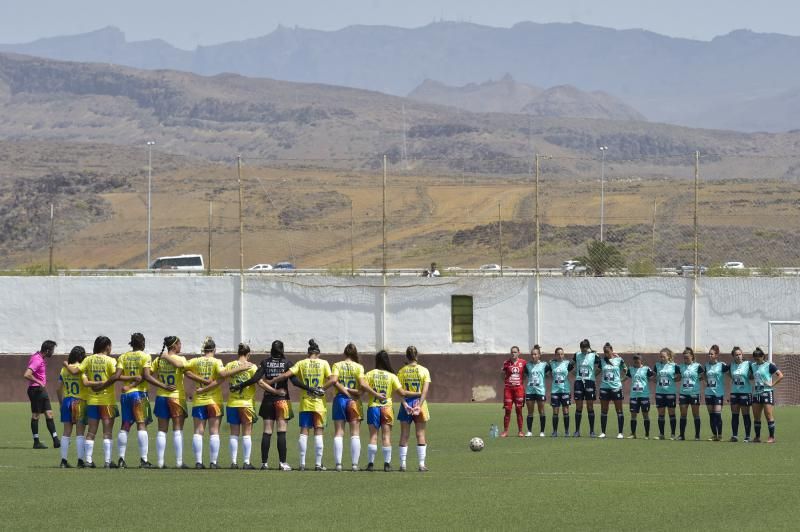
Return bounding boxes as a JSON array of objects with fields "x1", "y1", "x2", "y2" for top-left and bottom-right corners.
[
  {"x1": 307, "y1": 339, "x2": 320, "y2": 355},
  {"x1": 238, "y1": 343, "x2": 251, "y2": 358},
  {"x1": 344, "y1": 343, "x2": 359, "y2": 363},
  {"x1": 405, "y1": 345, "x2": 418, "y2": 362}
]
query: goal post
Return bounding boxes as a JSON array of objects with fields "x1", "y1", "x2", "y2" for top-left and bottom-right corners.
[{"x1": 767, "y1": 320, "x2": 800, "y2": 363}]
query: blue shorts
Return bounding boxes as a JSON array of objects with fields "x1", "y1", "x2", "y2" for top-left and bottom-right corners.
[
  {"x1": 655, "y1": 394, "x2": 676, "y2": 408},
  {"x1": 730, "y1": 393, "x2": 753, "y2": 406},
  {"x1": 86, "y1": 404, "x2": 119, "y2": 421},
  {"x1": 550, "y1": 393, "x2": 571, "y2": 407},
  {"x1": 573, "y1": 380, "x2": 596, "y2": 401},
  {"x1": 397, "y1": 398, "x2": 430, "y2": 424},
  {"x1": 226, "y1": 406, "x2": 255, "y2": 425},
  {"x1": 60, "y1": 397, "x2": 87, "y2": 424},
  {"x1": 754, "y1": 391, "x2": 774, "y2": 405},
  {"x1": 298, "y1": 411, "x2": 326, "y2": 429},
  {"x1": 679, "y1": 394, "x2": 700, "y2": 406},
  {"x1": 154, "y1": 396, "x2": 187, "y2": 420},
  {"x1": 600, "y1": 388, "x2": 623, "y2": 401},
  {"x1": 332, "y1": 395, "x2": 363, "y2": 422},
  {"x1": 121, "y1": 391, "x2": 152, "y2": 426},
  {"x1": 192, "y1": 403, "x2": 223, "y2": 420},
  {"x1": 704, "y1": 395, "x2": 723, "y2": 406},
  {"x1": 629, "y1": 397, "x2": 651, "y2": 413},
  {"x1": 366, "y1": 405, "x2": 394, "y2": 428}
]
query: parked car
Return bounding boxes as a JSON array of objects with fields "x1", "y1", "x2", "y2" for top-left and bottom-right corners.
[
  {"x1": 479, "y1": 263, "x2": 502, "y2": 271},
  {"x1": 150, "y1": 254, "x2": 204, "y2": 271},
  {"x1": 562, "y1": 260, "x2": 587, "y2": 275},
  {"x1": 723, "y1": 261, "x2": 745, "y2": 269},
  {"x1": 248, "y1": 263, "x2": 273, "y2": 271},
  {"x1": 678, "y1": 264, "x2": 708, "y2": 276},
  {"x1": 273, "y1": 262, "x2": 296, "y2": 270}
]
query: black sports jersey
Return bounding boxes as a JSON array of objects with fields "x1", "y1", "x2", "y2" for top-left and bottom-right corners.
[{"x1": 239, "y1": 358, "x2": 294, "y2": 402}]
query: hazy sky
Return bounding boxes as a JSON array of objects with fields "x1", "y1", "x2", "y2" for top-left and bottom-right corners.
[{"x1": 1, "y1": 0, "x2": 797, "y2": 49}]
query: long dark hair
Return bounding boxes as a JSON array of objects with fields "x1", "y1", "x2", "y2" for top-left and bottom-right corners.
[
  {"x1": 93, "y1": 336, "x2": 111, "y2": 355},
  {"x1": 270, "y1": 340, "x2": 285, "y2": 359},
  {"x1": 344, "y1": 343, "x2": 359, "y2": 363},
  {"x1": 405, "y1": 345, "x2": 418, "y2": 362},
  {"x1": 155, "y1": 335, "x2": 179, "y2": 365},
  {"x1": 375, "y1": 350, "x2": 395, "y2": 373},
  {"x1": 202, "y1": 337, "x2": 216, "y2": 353},
  {"x1": 129, "y1": 332, "x2": 145, "y2": 351},
  {"x1": 580, "y1": 339, "x2": 591, "y2": 350},
  {"x1": 307, "y1": 339, "x2": 320, "y2": 355},
  {"x1": 68, "y1": 346, "x2": 86, "y2": 365},
  {"x1": 238, "y1": 343, "x2": 251, "y2": 358}
]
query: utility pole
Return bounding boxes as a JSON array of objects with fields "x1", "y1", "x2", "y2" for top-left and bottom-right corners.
[
  {"x1": 651, "y1": 199, "x2": 657, "y2": 264},
  {"x1": 48, "y1": 203, "x2": 54, "y2": 274},
  {"x1": 534, "y1": 154, "x2": 541, "y2": 272},
  {"x1": 146, "y1": 140, "x2": 155, "y2": 268},
  {"x1": 237, "y1": 155, "x2": 244, "y2": 275},
  {"x1": 498, "y1": 201, "x2": 504, "y2": 276},
  {"x1": 382, "y1": 155, "x2": 387, "y2": 275},
  {"x1": 207, "y1": 200, "x2": 213, "y2": 274},
  {"x1": 599, "y1": 146, "x2": 608, "y2": 242},
  {"x1": 693, "y1": 150, "x2": 700, "y2": 352},
  {"x1": 350, "y1": 199, "x2": 355, "y2": 276}
]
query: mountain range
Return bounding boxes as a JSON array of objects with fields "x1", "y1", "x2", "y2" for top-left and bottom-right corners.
[{"x1": 2, "y1": 23, "x2": 800, "y2": 132}]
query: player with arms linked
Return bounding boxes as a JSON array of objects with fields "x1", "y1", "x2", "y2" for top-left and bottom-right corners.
[
  {"x1": 703, "y1": 345, "x2": 729, "y2": 441},
  {"x1": 626, "y1": 354, "x2": 654, "y2": 439},
  {"x1": 501, "y1": 346, "x2": 526, "y2": 437},
  {"x1": 678, "y1": 347, "x2": 705, "y2": 441},
  {"x1": 751, "y1": 347, "x2": 784, "y2": 443},
  {"x1": 728, "y1": 346, "x2": 753, "y2": 442},
  {"x1": 524, "y1": 345, "x2": 550, "y2": 437},
  {"x1": 573, "y1": 339, "x2": 600, "y2": 437},
  {"x1": 598, "y1": 342, "x2": 627, "y2": 439},
  {"x1": 654, "y1": 348, "x2": 680, "y2": 440},
  {"x1": 548, "y1": 347, "x2": 574, "y2": 437},
  {"x1": 57, "y1": 346, "x2": 87, "y2": 467},
  {"x1": 328, "y1": 343, "x2": 366, "y2": 471}
]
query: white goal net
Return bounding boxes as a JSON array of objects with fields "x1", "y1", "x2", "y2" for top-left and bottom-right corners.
[{"x1": 767, "y1": 321, "x2": 800, "y2": 404}]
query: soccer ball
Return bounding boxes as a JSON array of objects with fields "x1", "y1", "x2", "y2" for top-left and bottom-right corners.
[{"x1": 469, "y1": 437, "x2": 484, "y2": 452}]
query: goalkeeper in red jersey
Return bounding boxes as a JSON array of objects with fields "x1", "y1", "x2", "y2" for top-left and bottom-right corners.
[{"x1": 501, "y1": 346, "x2": 526, "y2": 437}]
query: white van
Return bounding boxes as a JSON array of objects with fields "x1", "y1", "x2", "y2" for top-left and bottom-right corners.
[{"x1": 150, "y1": 254, "x2": 204, "y2": 271}]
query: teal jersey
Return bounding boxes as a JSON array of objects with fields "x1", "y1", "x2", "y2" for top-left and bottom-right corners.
[
  {"x1": 627, "y1": 366, "x2": 653, "y2": 398},
  {"x1": 752, "y1": 362, "x2": 779, "y2": 394},
  {"x1": 679, "y1": 362, "x2": 704, "y2": 395},
  {"x1": 729, "y1": 361, "x2": 753, "y2": 394},
  {"x1": 574, "y1": 351, "x2": 599, "y2": 381},
  {"x1": 703, "y1": 362, "x2": 729, "y2": 397},
  {"x1": 549, "y1": 359, "x2": 574, "y2": 394},
  {"x1": 655, "y1": 362, "x2": 679, "y2": 394},
  {"x1": 524, "y1": 361, "x2": 549, "y2": 395},
  {"x1": 600, "y1": 357, "x2": 626, "y2": 390}
]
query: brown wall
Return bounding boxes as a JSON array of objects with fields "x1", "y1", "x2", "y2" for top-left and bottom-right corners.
[{"x1": 3, "y1": 352, "x2": 796, "y2": 405}]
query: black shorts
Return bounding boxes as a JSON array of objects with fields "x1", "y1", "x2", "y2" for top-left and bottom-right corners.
[
  {"x1": 730, "y1": 393, "x2": 753, "y2": 406},
  {"x1": 525, "y1": 393, "x2": 546, "y2": 403},
  {"x1": 599, "y1": 388, "x2": 623, "y2": 401},
  {"x1": 754, "y1": 391, "x2": 775, "y2": 405},
  {"x1": 258, "y1": 398, "x2": 293, "y2": 421},
  {"x1": 655, "y1": 394, "x2": 676, "y2": 408},
  {"x1": 573, "y1": 380, "x2": 596, "y2": 401},
  {"x1": 630, "y1": 397, "x2": 651, "y2": 413},
  {"x1": 550, "y1": 393, "x2": 572, "y2": 408},
  {"x1": 704, "y1": 395, "x2": 723, "y2": 406},
  {"x1": 27, "y1": 386, "x2": 51, "y2": 414},
  {"x1": 679, "y1": 394, "x2": 700, "y2": 406}
]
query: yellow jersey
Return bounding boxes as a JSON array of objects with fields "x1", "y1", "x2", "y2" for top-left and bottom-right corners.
[
  {"x1": 79, "y1": 354, "x2": 118, "y2": 406},
  {"x1": 116, "y1": 350, "x2": 152, "y2": 395},
  {"x1": 152, "y1": 355, "x2": 187, "y2": 399},
  {"x1": 398, "y1": 363, "x2": 431, "y2": 418},
  {"x1": 59, "y1": 366, "x2": 88, "y2": 400},
  {"x1": 227, "y1": 360, "x2": 257, "y2": 408},
  {"x1": 331, "y1": 360, "x2": 365, "y2": 397},
  {"x1": 185, "y1": 356, "x2": 224, "y2": 406},
  {"x1": 289, "y1": 357, "x2": 332, "y2": 413},
  {"x1": 365, "y1": 369, "x2": 402, "y2": 408}
]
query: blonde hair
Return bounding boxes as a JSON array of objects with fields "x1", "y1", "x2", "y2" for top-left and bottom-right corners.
[{"x1": 659, "y1": 347, "x2": 674, "y2": 362}]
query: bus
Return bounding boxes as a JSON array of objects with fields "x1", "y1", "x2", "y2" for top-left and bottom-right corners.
[{"x1": 149, "y1": 254, "x2": 204, "y2": 271}]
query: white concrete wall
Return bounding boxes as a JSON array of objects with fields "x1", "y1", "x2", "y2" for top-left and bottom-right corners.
[{"x1": 0, "y1": 275, "x2": 798, "y2": 354}]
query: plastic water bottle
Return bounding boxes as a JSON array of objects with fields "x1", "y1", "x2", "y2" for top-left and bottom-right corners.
[{"x1": 490, "y1": 424, "x2": 498, "y2": 438}]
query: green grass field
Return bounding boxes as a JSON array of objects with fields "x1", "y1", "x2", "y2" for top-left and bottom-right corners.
[{"x1": 0, "y1": 402, "x2": 796, "y2": 530}]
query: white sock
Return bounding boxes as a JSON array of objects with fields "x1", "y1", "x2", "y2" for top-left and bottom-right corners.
[
  {"x1": 117, "y1": 430, "x2": 128, "y2": 460},
  {"x1": 84, "y1": 438, "x2": 95, "y2": 463},
  {"x1": 156, "y1": 431, "x2": 167, "y2": 467},
  {"x1": 229, "y1": 436, "x2": 239, "y2": 464},
  {"x1": 298, "y1": 434, "x2": 308, "y2": 466},
  {"x1": 350, "y1": 436, "x2": 361, "y2": 467},
  {"x1": 60, "y1": 435, "x2": 70, "y2": 461},
  {"x1": 367, "y1": 443, "x2": 377, "y2": 464},
  {"x1": 399, "y1": 445, "x2": 408, "y2": 467},
  {"x1": 193, "y1": 434, "x2": 203, "y2": 464},
  {"x1": 417, "y1": 444, "x2": 427, "y2": 466},
  {"x1": 243, "y1": 435, "x2": 252, "y2": 464},
  {"x1": 137, "y1": 430, "x2": 149, "y2": 461},
  {"x1": 173, "y1": 430, "x2": 183, "y2": 466},
  {"x1": 103, "y1": 438, "x2": 112, "y2": 463},
  {"x1": 333, "y1": 436, "x2": 344, "y2": 465},
  {"x1": 382, "y1": 446, "x2": 392, "y2": 464},
  {"x1": 209, "y1": 434, "x2": 220, "y2": 464},
  {"x1": 76, "y1": 435, "x2": 85, "y2": 460},
  {"x1": 314, "y1": 435, "x2": 324, "y2": 467}
]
